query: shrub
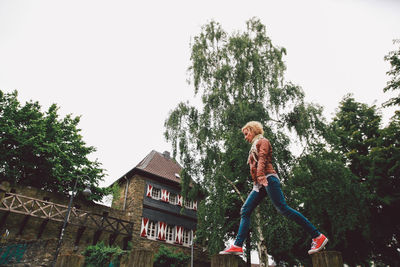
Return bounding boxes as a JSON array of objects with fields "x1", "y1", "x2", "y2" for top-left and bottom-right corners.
[
  {"x1": 82, "y1": 241, "x2": 126, "y2": 267},
  {"x1": 153, "y1": 245, "x2": 190, "y2": 267}
]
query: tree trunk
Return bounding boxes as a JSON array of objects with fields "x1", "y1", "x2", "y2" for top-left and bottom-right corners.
[
  {"x1": 255, "y1": 207, "x2": 268, "y2": 267},
  {"x1": 246, "y1": 231, "x2": 251, "y2": 267}
]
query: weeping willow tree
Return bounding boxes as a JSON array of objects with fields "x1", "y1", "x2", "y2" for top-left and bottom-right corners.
[{"x1": 164, "y1": 18, "x2": 324, "y2": 266}]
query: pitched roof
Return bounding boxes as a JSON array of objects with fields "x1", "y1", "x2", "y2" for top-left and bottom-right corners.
[{"x1": 135, "y1": 150, "x2": 182, "y2": 183}]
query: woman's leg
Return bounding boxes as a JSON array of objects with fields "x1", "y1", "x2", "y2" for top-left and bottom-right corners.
[
  {"x1": 265, "y1": 176, "x2": 320, "y2": 238},
  {"x1": 234, "y1": 188, "x2": 267, "y2": 247}
]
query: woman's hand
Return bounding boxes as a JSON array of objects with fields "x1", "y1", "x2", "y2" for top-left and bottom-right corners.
[{"x1": 257, "y1": 176, "x2": 268, "y2": 187}]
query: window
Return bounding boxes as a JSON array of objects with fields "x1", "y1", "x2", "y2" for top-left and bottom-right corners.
[
  {"x1": 151, "y1": 187, "x2": 161, "y2": 200},
  {"x1": 147, "y1": 220, "x2": 157, "y2": 239},
  {"x1": 184, "y1": 199, "x2": 193, "y2": 209},
  {"x1": 169, "y1": 193, "x2": 177, "y2": 205},
  {"x1": 165, "y1": 224, "x2": 175, "y2": 243},
  {"x1": 182, "y1": 228, "x2": 192, "y2": 246}
]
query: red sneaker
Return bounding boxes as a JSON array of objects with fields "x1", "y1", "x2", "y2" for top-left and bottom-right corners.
[
  {"x1": 308, "y1": 234, "x2": 328, "y2": 254},
  {"x1": 219, "y1": 244, "x2": 243, "y2": 255}
]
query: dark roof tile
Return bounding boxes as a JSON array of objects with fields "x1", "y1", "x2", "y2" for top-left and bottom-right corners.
[{"x1": 136, "y1": 150, "x2": 182, "y2": 183}]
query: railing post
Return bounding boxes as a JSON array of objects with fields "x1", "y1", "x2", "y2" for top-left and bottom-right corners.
[
  {"x1": 55, "y1": 254, "x2": 85, "y2": 267},
  {"x1": 122, "y1": 249, "x2": 153, "y2": 267},
  {"x1": 211, "y1": 254, "x2": 239, "y2": 267},
  {"x1": 311, "y1": 251, "x2": 343, "y2": 267}
]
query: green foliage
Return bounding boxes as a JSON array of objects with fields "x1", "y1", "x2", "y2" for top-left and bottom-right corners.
[
  {"x1": 318, "y1": 96, "x2": 400, "y2": 265},
  {"x1": 111, "y1": 182, "x2": 121, "y2": 209},
  {"x1": 0, "y1": 90, "x2": 109, "y2": 201},
  {"x1": 82, "y1": 241, "x2": 126, "y2": 267},
  {"x1": 326, "y1": 95, "x2": 381, "y2": 178},
  {"x1": 383, "y1": 39, "x2": 400, "y2": 107},
  {"x1": 153, "y1": 245, "x2": 190, "y2": 267},
  {"x1": 164, "y1": 18, "x2": 325, "y2": 259},
  {"x1": 164, "y1": 18, "x2": 400, "y2": 266},
  {"x1": 289, "y1": 146, "x2": 370, "y2": 265}
]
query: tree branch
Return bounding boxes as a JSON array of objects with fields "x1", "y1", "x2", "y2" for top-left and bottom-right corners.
[{"x1": 222, "y1": 175, "x2": 245, "y2": 203}]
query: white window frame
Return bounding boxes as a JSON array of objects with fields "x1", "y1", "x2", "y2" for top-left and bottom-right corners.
[
  {"x1": 169, "y1": 193, "x2": 177, "y2": 205},
  {"x1": 151, "y1": 187, "x2": 161, "y2": 200},
  {"x1": 165, "y1": 224, "x2": 175, "y2": 243},
  {"x1": 147, "y1": 220, "x2": 157, "y2": 240},
  {"x1": 184, "y1": 199, "x2": 194, "y2": 209},
  {"x1": 182, "y1": 228, "x2": 192, "y2": 246}
]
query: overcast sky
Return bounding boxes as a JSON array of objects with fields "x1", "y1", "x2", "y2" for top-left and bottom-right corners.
[{"x1": 1, "y1": 0, "x2": 399, "y2": 190}]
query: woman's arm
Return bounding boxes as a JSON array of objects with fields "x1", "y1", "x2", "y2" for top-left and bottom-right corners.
[{"x1": 256, "y1": 139, "x2": 270, "y2": 186}]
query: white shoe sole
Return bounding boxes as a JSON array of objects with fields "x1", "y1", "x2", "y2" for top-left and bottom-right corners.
[
  {"x1": 308, "y1": 238, "x2": 329, "y2": 255},
  {"x1": 219, "y1": 251, "x2": 243, "y2": 255}
]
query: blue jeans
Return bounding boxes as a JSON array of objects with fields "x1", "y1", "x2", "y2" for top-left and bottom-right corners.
[{"x1": 234, "y1": 175, "x2": 320, "y2": 247}]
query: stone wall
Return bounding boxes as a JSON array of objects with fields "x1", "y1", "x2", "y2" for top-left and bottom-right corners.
[
  {"x1": 0, "y1": 239, "x2": 57, "y2": 266},
  {"x1": 0, "y1": 176, "x2": 210, "y2": 266},
  {"x1": 0, "y1": 184, "x2": 131, "y2": 266}
]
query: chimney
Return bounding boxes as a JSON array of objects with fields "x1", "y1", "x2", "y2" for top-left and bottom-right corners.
[{"x1": 162, "y1": 151, "x2": 170, "y2": 159}]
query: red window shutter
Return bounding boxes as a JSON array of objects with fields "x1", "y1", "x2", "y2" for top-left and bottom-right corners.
[
  {"x1": 140, "y1": 218, "x2": 149, "y2": 237},
  {"x1": 175, "y1": 226, "x2": 183, "y2": 244},
  {"x1": 146, "y1": 185, "x2": 153, "y2": 197},
  {"x1": 158, "y1": 222, "x2": 166, "y2": 240},
  {"x1": 161, "y1": 189, "x2": 168, "y2": 202}
]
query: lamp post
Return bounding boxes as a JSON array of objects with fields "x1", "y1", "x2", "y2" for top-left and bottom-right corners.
[
  {"x1": 191, "y1": 231, "x2": 195, "y2": 267},
  {"x1": 51, "y1": 175, "x2": 92, "y2": 267},
  {"x1": 191, "y1": 240, "x2": 194, "y2": 267}
]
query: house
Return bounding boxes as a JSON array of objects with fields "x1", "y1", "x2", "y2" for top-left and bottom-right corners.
[
  {"x1": 111, "y1": 150, "x2": 200, "y2": 253},
  {"x1": 0, "y1": 150, "x2": 206, "y2": 266}
]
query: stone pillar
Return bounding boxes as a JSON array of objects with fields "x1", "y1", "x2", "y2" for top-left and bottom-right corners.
[
  {"x1": 211, "y1": 254, "x2": 239, "y2": 267},
  {"x1": 0, "y1": 181, "x2": 10, "y2": 202},
  {"x1": 122, "y1": 249, "x2": 153, "y2": 267},
  {"x1": 311, "y1": 251, "x2": 343, "y2": 267}
]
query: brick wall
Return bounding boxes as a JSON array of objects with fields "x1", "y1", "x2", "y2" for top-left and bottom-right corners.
[{"x1": 111, "y1": 174, "x2": 145, "y2": 243}]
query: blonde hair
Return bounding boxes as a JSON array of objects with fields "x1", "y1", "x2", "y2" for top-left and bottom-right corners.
[{"x1": 242, "y1": 121, "x2": 264, "y2": 135}]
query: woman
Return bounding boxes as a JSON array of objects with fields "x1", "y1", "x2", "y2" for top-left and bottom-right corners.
[{"x1": 219, "y1": 121, "x2": 328, "y2": 255}]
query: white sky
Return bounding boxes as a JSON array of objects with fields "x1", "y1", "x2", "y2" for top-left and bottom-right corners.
[
  {"x1": 1, "y1": 1, "x2": 399, "y2": 263},
  {"x1": 1, "y1": 0, "x2": 399, "y2": 186}
]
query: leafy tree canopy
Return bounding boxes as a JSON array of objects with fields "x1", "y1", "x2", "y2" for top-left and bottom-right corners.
[
  {"x1": 312, "y1": 95, "x2": 400, "y2": 266},
  {"x1": 164, "y1": 18, "x2": 325, "y2": 260},
  {"x1": 289, "y1": 144, "x2": 371, "y2": 266},
  {"x1": 0, "y1": 90, "x2": 108, "y2": 201},
  {"x1": 383, "y1": 39, "x2": 400, "y2": 107}
]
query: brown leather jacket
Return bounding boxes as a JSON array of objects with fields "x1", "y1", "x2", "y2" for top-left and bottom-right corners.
[{"x1": 249, "y1": 138, "x2": 276, "y2": 182}]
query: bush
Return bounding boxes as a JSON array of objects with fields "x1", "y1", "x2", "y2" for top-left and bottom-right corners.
[
  {"x1": 82, "y1": 241, "x2": 126, "y2": 267},
  {"x1": 153, "y1": 245, "x2": 190, "y2": 267}
]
